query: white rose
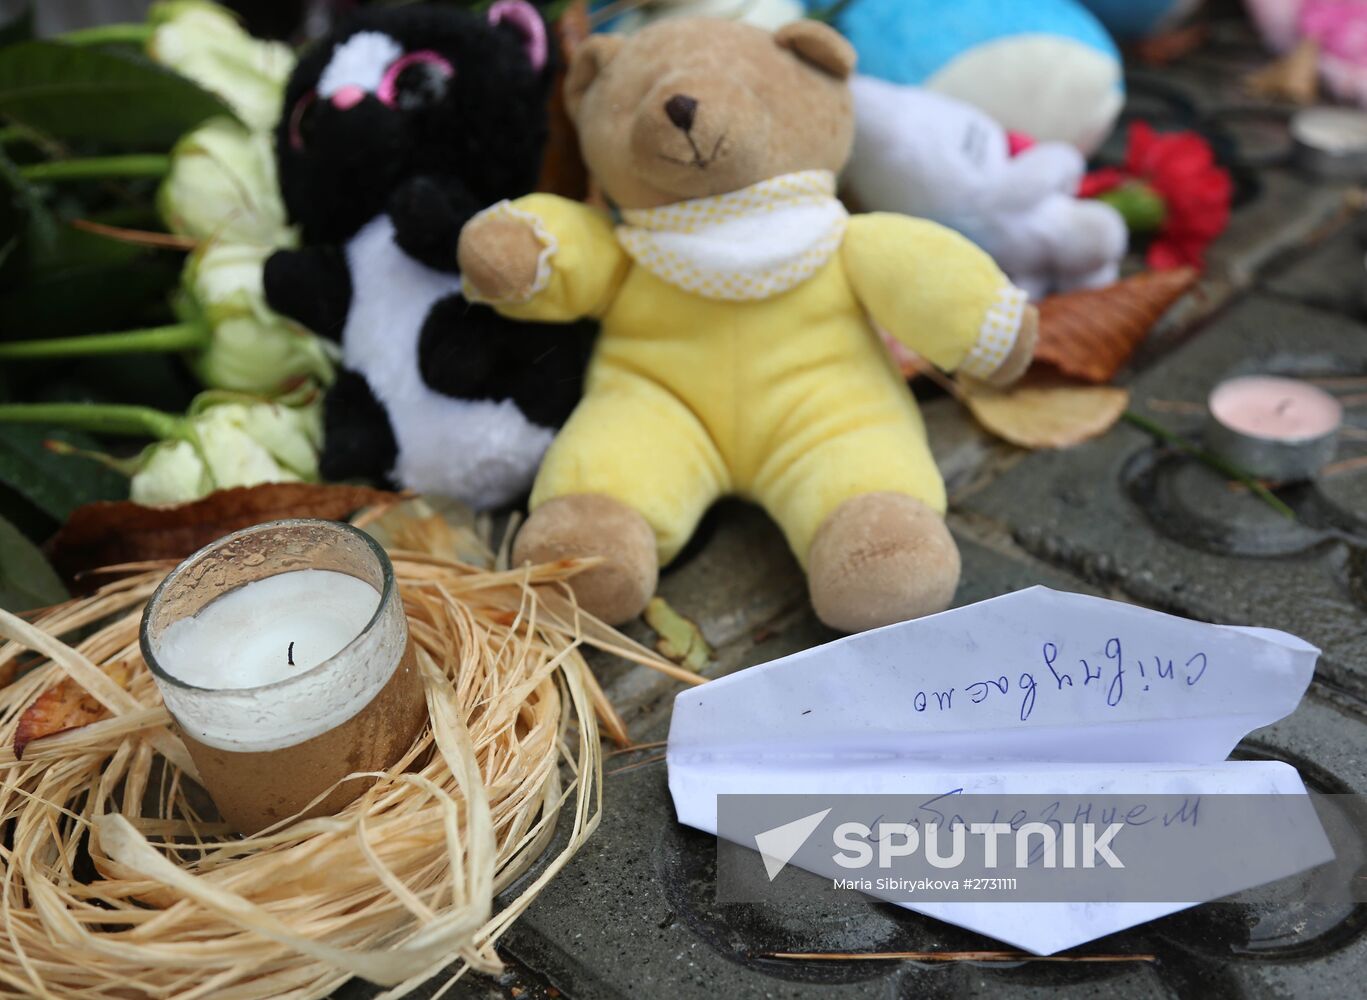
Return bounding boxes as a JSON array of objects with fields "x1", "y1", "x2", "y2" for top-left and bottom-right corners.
[
  {"x1": 159, "y1": 117, "x2": 294, "y2": 247},
  {"x1": 180, "y1": 242, "x2": 335, "y2": 394},
  {"x1": 148, "y1": 0, "x2": 294, "y2": 131}
]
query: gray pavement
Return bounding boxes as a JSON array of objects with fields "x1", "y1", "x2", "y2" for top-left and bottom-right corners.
[{"x1": 349, "y1": 10, "x2": 1367, "y2": 999}]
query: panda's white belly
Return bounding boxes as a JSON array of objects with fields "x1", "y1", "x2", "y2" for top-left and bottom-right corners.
[{"x1": 341, "y1": 215, "x2": 554, "y2": 509}]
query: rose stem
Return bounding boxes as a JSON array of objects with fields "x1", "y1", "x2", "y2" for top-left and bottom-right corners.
[
  {"x1": 19, "y1": 155, "x2": 171, "y2": 184},
  {"x1": 0, "y1": 323, "x2": 209, "y2": 360},
  {"x1": 58, "y1": 24, "x2": 155, "y2": 46},
  {"x1": 0, "y1": 402, "x2": 183, "y2": 440}
]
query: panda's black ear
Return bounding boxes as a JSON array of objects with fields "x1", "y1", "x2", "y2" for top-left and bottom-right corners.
[
  {"x1": 564, "y1": 34, "x2": 622, "y2": 121},
  {"x1": 487, "y1": 0, "x2": 549, "y2": 73}
]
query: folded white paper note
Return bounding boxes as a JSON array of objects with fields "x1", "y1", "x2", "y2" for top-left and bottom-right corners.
[{"x1": 666, "y1": 587, "x2": 1326, "y2": 955}]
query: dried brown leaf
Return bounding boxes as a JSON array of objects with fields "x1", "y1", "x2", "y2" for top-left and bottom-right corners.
[
  {"x1": 357, "y1": 496, "x2": 493, "y2": 568},
  {"x1": 15, "y1": 658, "x2": 133, "y2": 758},
  {"x1": 644, "y1": 596, "x2": 712, "y2": 672},
  {"x1": 1132, "y1": 23, "x2": 1210, "y2": 66},
  {"x1": 47, "y1": 483, "x2": 400, "y2": 587},
  {"x1": 1246, "y1": 38, "x2": 1321, "y2": 104},
  {"x1": 1035, "y1": 268, "x2": 1198, "y2": 384},
  {"x1": 536, "y1": 1, "x2": 591, "y2": 200},
  {"x1": 962, "y1": 373, "x2": 1130, "y2": 449}
]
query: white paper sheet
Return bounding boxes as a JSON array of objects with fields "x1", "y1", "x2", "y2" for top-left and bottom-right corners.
[{"x1": 666, "y1": 587, "x2": 1327, "y2": 955}]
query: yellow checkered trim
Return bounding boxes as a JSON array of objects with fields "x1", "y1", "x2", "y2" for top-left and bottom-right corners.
[
  {"x1": 959, "y1": 285, "x2": 1027, "y2": 379},
  {"x1": 616, "y1": 171, "x2": 846, "y2": 302},
  {"x1": 619, "y1": 170, "x2": 838, "y2": 233},
  {"x1": 616, "y1": 225, "x2": 846, "y2": 302}
]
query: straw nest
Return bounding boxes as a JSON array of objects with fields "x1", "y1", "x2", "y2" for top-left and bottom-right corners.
[{"x1": 0, "y1": 549, "x2": 650, "y2": 999}]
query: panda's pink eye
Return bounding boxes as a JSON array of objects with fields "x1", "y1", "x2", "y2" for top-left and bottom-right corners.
[{"x1": 378, "y1": 51, "x2": 454, "y2": 109}]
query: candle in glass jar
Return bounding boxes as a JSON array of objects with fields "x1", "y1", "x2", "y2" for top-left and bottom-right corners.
[
  {"x1": 141, "y1": 519, "x2": 428, "y2": 834},
  {"x1": 156, "y1": 570, "x2": 380, "y2": 690},
  {"x1": 1206, "y1": 375, "x2": 1342, "y2": 481}
]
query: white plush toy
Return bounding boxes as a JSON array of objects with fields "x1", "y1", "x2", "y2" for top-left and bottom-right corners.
[
  {"x1": 844, "y1": 76, "x2": 1128, "y2": 300},
  {"x1": 598, "y1": 0, "x2": 805, "y2": 33}
]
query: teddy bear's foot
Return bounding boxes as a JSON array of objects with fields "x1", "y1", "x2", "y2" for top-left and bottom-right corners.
[
  {"x1": 513, "y1": 494, "x2": 658, "y2": 625},
  {"x1": 807, "y1": 492, "x2": 961, "y2": 633}
]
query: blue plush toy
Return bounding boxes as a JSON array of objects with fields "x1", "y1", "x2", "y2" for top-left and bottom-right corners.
[
  {"x1": 832, "y1": 0, "x2": 1124, "y2": 154},
  {"x1": 1078, "y1": 0, "x2": 1203, "y2": 40}
]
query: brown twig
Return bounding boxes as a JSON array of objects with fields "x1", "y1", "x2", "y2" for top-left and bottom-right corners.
[
  {"x1": 1308, "y1": 376, "x2": 1367, "y2": 390},
  {"x1": 1145, "y1": 398, "x2": 1205, "y2": 415},
  {"x1": 917, "y1": 364, "x2": 966, "y2": 402},
  {"x1": 1320, "y1": 454, "x2": 1367, "y2": 478},
  {"x1": 1225, "y1": 453, "x2": 1367, "y2": 494},
  {"x1": 762, "y1": 950, "x2": 1157, "y2": 963},
  {"x1": 605, "y1": 740, "x2": 667, "y2": 758},
  {"x1": 69, "y1": 218, "x2": 197, "y2": 251},
  {"x1": 605, "y1": 752, "x2": 666, "y2": 777}
]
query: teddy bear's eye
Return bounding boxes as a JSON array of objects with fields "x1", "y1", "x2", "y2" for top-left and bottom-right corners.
[{"x1": 378, "y1": 51, "x2": 454, "y2": 110}]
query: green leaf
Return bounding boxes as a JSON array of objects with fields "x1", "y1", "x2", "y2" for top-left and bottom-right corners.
[
  {"x1": 0, "y1": 425, "x2": 127, "y2": 522},
  {"x1": 0, "y1": 252, "x2": 180, "y2": 338},
  {"x1": 0, "y1": 40, "x2": 234, "y2": 147},
  {"x1": 0, "y1": 143, "x2": 57, "y2": 280},
  {"x1": 0, "y1": 511, "x2": 67, "y2": 613}
]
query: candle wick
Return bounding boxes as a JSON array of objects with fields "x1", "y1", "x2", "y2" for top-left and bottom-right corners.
[
  {"x1": 1275, "y1": 398, "x2": 1293, "y2": 416},
  {"x1": 288, "y1": 641, "x2": 295, "y2": 667}
]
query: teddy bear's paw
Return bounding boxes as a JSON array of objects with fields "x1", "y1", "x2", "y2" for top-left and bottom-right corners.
[
  {"x1": 457, "y1": 211, "x2": 546, "y2": 304},
  {"x1": 808, "y1": 492, "x2": 960, "y2": 634},
  {"x1": 513, "y1": 494, "x2": 659, "y2": 625},
  {"x1": 982, "y1": 303, "x2": 1039, "y2": 389}
]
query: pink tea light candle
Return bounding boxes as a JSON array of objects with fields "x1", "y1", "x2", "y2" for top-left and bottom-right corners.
[{"x1": 1207, "y1": 375, "x2": 1343, "y2": 482}]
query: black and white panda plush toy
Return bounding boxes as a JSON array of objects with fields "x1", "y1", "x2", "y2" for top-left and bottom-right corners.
[{"x1": 264, "y1": 1, "x2": 593, "y2": 509}]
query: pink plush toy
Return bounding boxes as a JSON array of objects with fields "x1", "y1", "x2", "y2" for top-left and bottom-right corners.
[{"x1": 1246, "y1": 0, "x2": 1367, "y2": 107}]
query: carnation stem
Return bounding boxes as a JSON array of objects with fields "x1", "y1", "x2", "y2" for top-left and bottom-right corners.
[
  {"x1": 0, "y1": 403, "x2": 184, "y2": 441},
  {"x1": 58, "y1": 23, "x2": 155, "y2": 46},
  {"x1": 0, "y1": 323, "x2": 210, "y2": 360},
  {"x1": 1122, "y1": 411, "x2": 1296, "y2": 520},
  {"x1": 19, "y1": 155, "x2": 171, "y2": 184}
]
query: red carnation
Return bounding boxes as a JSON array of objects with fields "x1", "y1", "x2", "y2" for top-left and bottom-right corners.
[{"x1": 1081, "y1": 122, "x2": 1232, "y2": 271}]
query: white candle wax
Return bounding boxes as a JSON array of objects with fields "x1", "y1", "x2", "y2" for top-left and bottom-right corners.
[
  {"x1": 1291, "y1": 107, "x2": 1367, "y2": 155},
  {"x1": 156, "y1": 569, "x2": 380, "y2": 690},
  {"x1": 1208, "y1": 376, "x2": 1342, "y2": 442}
]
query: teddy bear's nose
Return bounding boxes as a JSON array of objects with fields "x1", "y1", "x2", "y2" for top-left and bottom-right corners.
[{"x1": 664, "y1": 94, "x2": 699, "y2": 132}]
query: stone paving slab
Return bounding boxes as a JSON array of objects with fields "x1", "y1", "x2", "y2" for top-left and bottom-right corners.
[
  {"x1": 434, "y1": 543, "x2": 1367, "y2": 1000},
  {"x1": 1204, "y1": 169, "x2": 1354, "y2": 290},
  {"x1": 1264, "y1": 222, "x2": 1367, "y2": 318},
  {"x1": 960, "y1": 293, "x2": 1367, "y2": 702}
]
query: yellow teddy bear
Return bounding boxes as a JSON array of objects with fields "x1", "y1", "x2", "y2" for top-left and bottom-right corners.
[{"x1": 459, "y1": 17, "x2": 1037, "y2": 632}]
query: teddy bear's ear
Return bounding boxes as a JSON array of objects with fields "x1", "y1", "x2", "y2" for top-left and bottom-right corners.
[
  {"x1": 775, "y1": 20, "x2": 856, "y2": 81},
  {"x1": 565, "y1": 34, "x2": 625, "y2": 120}
]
